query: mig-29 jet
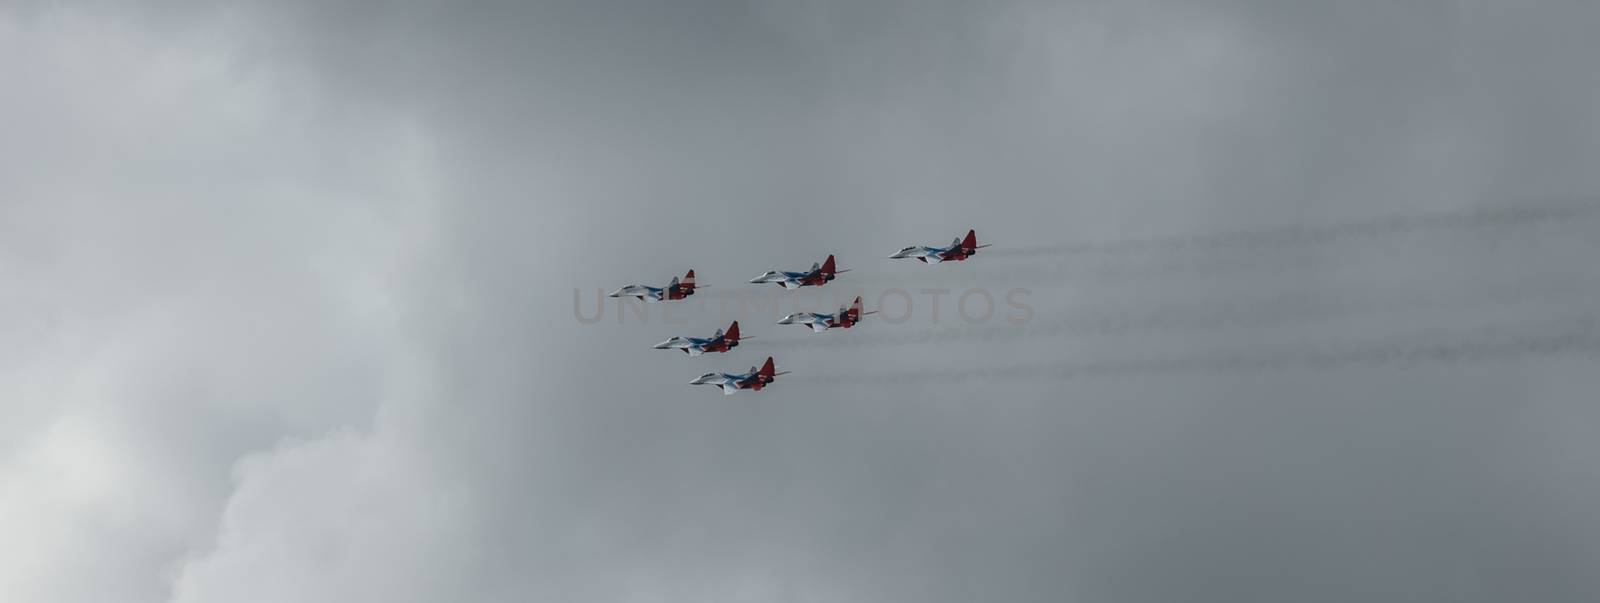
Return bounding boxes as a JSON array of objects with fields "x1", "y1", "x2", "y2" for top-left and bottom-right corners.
[
  {"x1": 689, "y1": 356, "x2": 788, "y2": 395},
  {"x1": 749, "y1": 255, "x2": 848, "y2": 289},
  {"x1": 889, "y1": 229, "x2": 990, "y2": 264},
  {"x1": 777, "y1": 296, "x2": 876, "y2": 333},
  {"x1": 608, "y1": 269, "x2": 698, "y2": 302},
  {"x1": 653, "y1": 321, "x2": 746, "y2": 356}
]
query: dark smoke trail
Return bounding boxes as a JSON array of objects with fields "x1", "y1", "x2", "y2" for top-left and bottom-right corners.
[
  {"x1": 792, "y1": 316, "x2": 1600, "y2": 385},
  {"x1": 986, "y1": 199, "x2": 1600, "y2": 259},
  {"x1": 747, "y1": 278, "x2": 1597, "y2": 350},
  {"x1": 853, "y1": 207, "x2": 1599, "y2": 290}
]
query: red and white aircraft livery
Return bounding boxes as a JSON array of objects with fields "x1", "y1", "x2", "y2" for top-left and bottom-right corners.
[
  {"x1": 778, "y1": 296, "x2": 877, "y2": 333},
  {"x1": 889, "y1": 229, "x2": 991, "y2": 264},
  {"x1": 748, "y1": 255, "x2": 849, "y2": 289},
  {"x1": 689, "y1": 356, "x2": 789, "y2": 395},
  {"x1": 608, "y1": 269, "x2": 698, "y2": 302}
]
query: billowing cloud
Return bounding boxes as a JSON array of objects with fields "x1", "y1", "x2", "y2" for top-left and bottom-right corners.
[{"x1": 0, "y1": 8, "x2": 441, "y2": 602}]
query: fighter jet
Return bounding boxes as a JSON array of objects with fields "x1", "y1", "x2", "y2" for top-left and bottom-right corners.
[
  {"x1": 608, "y1": 269, "x2": 698, "y2": 302},
  {"x1": 777, "y1": 296, "x2": 877, "y2": 333},
  {"x1": 689, "y1": 356, "x2": 789, "y2": 395},
  {"x1": 889, "y1": 229, "x2": 991, "y2": 264},
  {"x1": 749, "y1": 255, "x2": 849, "y2": 289},
  {"x1": 653, "y1": 321, "x2": 747, "y2": 356}
]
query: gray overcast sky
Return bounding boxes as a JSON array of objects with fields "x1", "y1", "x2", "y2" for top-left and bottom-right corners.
[{"x1": 4, "y1": 1, "x2": 1600, "y2": 602}]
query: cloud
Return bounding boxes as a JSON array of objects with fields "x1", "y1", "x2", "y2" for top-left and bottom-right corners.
[
  {"x1": 5, "y1": 1, "x2": 1600, "y2": 602},
  {"x1": 168, "y1": 428, "x2": 478, "y2": 603},
  {"x1": 0, "y1": 8, "x2": 441, "y2": 602}
]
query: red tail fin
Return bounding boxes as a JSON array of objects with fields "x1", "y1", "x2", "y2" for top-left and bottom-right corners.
[
  {"x1": 820, "y1": 255, "x2": 836, "y2": 274},
  {"x1": 961, "y1": 230, "x2": 977, "y2": 251},
  {"x1": 682, "y1": 269, "x2": 696, "y2": 290},
  {"x1": 759, "y1": 357, "x2": 775, "y2": 377},
  {"x1": 846, "y1": 296, "x2": 863, "y2": 321},
  {"x1": 725, "y1": 321, "x2": 740, "y2": 341}
]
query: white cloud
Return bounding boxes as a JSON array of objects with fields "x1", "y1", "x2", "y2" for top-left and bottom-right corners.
[
  {"x1": 168, "y1": 427, "x2": 475, "y2": 603},
  {"x1": 0, "y1": 8, "x2": 441, "y2": 603}
]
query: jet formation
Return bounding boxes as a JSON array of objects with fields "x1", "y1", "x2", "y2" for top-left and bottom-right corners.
[{"x1": 607, "y1": 230, "x2": 988, "y2": 395}]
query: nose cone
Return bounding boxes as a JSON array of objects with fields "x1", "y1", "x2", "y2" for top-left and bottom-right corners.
[
  {"x1": 689, "y1": 373, "x2": 718, "y2": 385},
  {"x1": 653, "y1": 340, "x2": 674, "y2": 349},
  {"x1": 890, "y1": 247, "x2": 915, "y2": 259},
  {"x1": 607, "y1": 288, "x2": 624, "y2": 297},
  {"x1": 748, "y1": 271, "x2": 775, "y2": 283},
  {"x1": 777, "y1": 314, "x2": 798, "y2": 324}
]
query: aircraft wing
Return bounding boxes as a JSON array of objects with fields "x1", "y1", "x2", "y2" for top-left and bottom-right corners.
[
  {"x1": 653, "y1": 337, "x2": 693, "y2": 350},
  {"x1": 633, "y1": 285, "x2": 666, "y2": 301},
  {"x1": 780, "y1": 312, "x2": 819, "y2": 325},
  {"x1": 890, "y1": 246, "x2": 940, "y2": 261},
  {"x1": 611, "y1": 284, "x2": 655, "y2": 297}
]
